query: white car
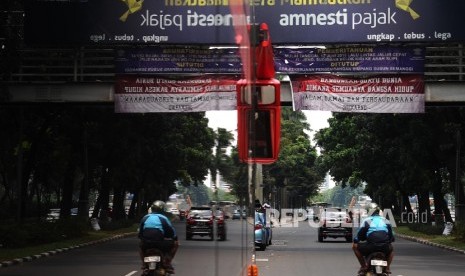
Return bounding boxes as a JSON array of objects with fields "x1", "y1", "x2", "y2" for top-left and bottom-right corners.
[
  {"x1": 318, "y1": 208, "x2": 353, "y2": 242},
  {"x1": 232, "y1": 209, "x2": 246, "y2": 220},
  {"x1": 169, "y1": 208, "x2": 180, "y2": 216}
]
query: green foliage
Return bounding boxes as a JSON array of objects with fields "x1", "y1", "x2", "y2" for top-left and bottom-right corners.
[
  {"x1": 319, "y1": 185, "x2": 365, "y2": 207},
  {"x1": 0, "y1": 225, "x2": 30, "y2": 248},
  {"x1": 208, "y1": 188, "x2": 237, "y2": 202},
  {"x1": 0, "y1": 219, "x2": 90, "y2": 248},
  {"x1": 311, "y1": 188, "x2": 333, "y2": 203},
  {"x1": 178, "y1": 184, "x2": 211, "y2": 206},
  {"x1": 453, "y1": 222, "x2": 465, "y2": 241},
  {"x1": 314, "y1": 109, "x2": 465, "y2": 213},
  {"x1": 98, "y1": 219, "x2": 136, "y2": 231},
  {"x1": 223, "y1": 108, "x2": 324, "y2": 207},
  {"x1": 210, "y1": 127, "x2": 235, "y2": 189},
  {"x1": 407, "y1": 223, "x2": 444, "y2": 235},
  {"x1": 0, "y1": 106, "x2": 216, "y2": 221},
  {"x1": 266, "y1": 108, "x2": 324, "y2": 206},
  {"x1": 0, "y1": 223, "x2": 139, "y2": 263}
]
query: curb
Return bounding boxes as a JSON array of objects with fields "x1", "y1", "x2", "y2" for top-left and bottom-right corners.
[
  {"x1": 397, "y1": 233, "x2": 465, "y2": 255},
  {"x1": 0, "y1": 232, "x2": 137, "y2": 268}
]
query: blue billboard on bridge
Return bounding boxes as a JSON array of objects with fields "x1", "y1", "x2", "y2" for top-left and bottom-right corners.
[{"x1": 24, "y1": 0, "x2": 465, "y2": 45}]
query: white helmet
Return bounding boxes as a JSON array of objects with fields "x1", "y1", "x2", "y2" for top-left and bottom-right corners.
[{"x1": 150, "y1": 200, "x2": 166, "y2": 213}]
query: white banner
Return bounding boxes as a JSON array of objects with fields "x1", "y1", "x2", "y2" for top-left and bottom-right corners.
[
  {"x1": 292, "y1": 75, "x2": 425, "y2": 113},
  {"x1": 114, "y1": 75, "x2": 239, "y2": 113}
]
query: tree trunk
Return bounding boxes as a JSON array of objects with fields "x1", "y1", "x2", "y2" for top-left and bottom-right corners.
[
  {"x1": 77, "y1": 173, "x2": 90, "y2": 220},
  {"x1": 128, "y1": 191, "x2": 138, "y2": 219},
  {"x1": 20, "y1": 111, "x2": 51, "y2": 220},
  {"x1": 78, "y1": 128, "x2": 90, "y2": 219},
  {"x1": 91, "y1": 194, "x2": 102, "y2": 219},
  {"x1": 112, "y1": 186, "x2": 126, "y2": 220},
  {"x1": 390, "y1": 196, "x2": 400, "y2": 217},
  {"x1": 402, "y1": 194, "x2": 413, "y2": 213},
  {"x1": 431, "y1": 170, "x2": 454, "y2": 223},
  {"x1": 60, "y1": 162, "x2": 75, "y2": 219},
  {"x1": 35, "y1": 183, "x2": 42, "y2": 219},
  {"x1": 417, "y1": 190, "x2": 432, "y2": 224},
  {"x1": 446, "y1": 138, "x2": 465, "y2": 223},
  {"x1": 138, "y1": 188, "x2": 146, "y2": 217},
  {"x1": 98, "y1": 169, "x2": 111, "y2": 222},
  {"x1": 16, "y1": 108, "x2": 24, "y2": 222}
]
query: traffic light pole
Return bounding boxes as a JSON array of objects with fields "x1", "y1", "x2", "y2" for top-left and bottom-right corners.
[
  {"x1": 249, "y1": 23, "x2": 259, "y2": 267},
  {"x1": 455, "y1": 129, "x2": 465, "y2": 223},
  {"x1": 234, "y1": 19, "x2": 280, "y2": 276}
]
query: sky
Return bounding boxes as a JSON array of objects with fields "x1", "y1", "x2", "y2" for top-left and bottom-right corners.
[{"x1": 205, "y1": 110, "x2": 332, "y2": 145}]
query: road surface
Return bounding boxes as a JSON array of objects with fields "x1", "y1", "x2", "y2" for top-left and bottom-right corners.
[{"x1": 2, "y1": 219, "x2": 465, "y2": 276}]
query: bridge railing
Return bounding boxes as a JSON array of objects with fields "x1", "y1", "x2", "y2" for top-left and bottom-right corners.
[
  {"x1": 1, "y1": 44, "x2": 464, "y2": 84},
  {"x1": 425, "y1": 44, "x2": 465, "y2": 81},
  {"x1": 1, "y1": 9, "x2": 465, "y2": 83}
]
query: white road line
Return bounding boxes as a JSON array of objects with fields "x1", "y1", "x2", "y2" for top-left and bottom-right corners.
[
  {"x1": 256, "y1": 258, "x2": 269, "y2": 262},
  {"x1": 124, "y1": 271, "x2": 138, "y2": 276}
]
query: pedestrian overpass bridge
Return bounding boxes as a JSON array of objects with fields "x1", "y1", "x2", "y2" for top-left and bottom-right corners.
[{"x1": 2, "y1": 44, "x2": 465, "y2": 105}]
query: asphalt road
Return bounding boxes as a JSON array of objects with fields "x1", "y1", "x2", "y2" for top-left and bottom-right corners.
[
  {"x1": 255, "y1": 221, "x2": 465, "y2": 276},
  {"x1": 0, "y1": 219, "x2": 254, "y2": 276},
  {"x1": 1, "y1": 219, "x2": 465, "y2": 276}
]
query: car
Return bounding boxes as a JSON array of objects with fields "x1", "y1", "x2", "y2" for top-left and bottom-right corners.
[
  {"x1": 317, "y1": 207, "x2": 353, "y2": 242},
  {"x1": 185, "y1": 206, "x2": 227, "y2": 241},
  {"x1": 430, "y1": 209, "x2": 447, "y2": 224},
  {"x1": 179, "y1": 209, "x2": 187, "y2": 220},
  {"x1": 232, "y1": 209, "x2": 247, "y2": 220},
  {"x1": 310, "y1": 202, "x2": 333, "y2": 222},
  {"x1": 254, "y1": 211, "x2": 272, "y2": 250},
  {"x1": 46, "y1": 207, "x2": 79, "y2": 221},
  {"x1": 169, "y1": 207, "x2": 180, "y2": 216},
  {"x1": 306, "y1": 208, "x2": 314, "y2": 221}
]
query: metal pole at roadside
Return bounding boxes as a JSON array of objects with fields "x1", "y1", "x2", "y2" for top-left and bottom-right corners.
[{"x1": 455, "y1": 129, "x2": 465, "y2": 223}]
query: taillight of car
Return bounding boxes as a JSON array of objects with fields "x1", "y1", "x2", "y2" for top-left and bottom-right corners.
[
  {"x1": 217, "y1": 217, "x2": 224, "y2": 224},
  {"x1": 254, "y1": 224, "x2": 263, "y2": 230},
  {"x1": 187, "y1": 217, "x2": 196, "y2": 225}
]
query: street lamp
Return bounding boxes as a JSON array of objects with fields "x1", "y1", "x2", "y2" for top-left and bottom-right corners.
[{"x1": 455, "y1": 129, "x2": 465, "y2": 223}]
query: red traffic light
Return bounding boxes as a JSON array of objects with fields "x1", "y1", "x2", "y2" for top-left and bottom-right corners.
[{"x1": 237, "y1": 79, "x2": 281, "y2": 164}]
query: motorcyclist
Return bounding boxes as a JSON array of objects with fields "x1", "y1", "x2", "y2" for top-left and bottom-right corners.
[
  {"x1": 352, "y1": 208, "x2": 394, "y2": 275},
  {"x1": 262, "y1": 202, "x2": 272, "y2": 245},
  {"x1": 138, "y1": 200, "x2": 179, "y2": 274}
]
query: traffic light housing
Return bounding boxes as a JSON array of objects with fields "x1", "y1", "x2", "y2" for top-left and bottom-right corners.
[{"x1": 237, "y1": 78, "x2": 281, "y2": 164}]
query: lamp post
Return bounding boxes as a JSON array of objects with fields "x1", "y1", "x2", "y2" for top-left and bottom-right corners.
[{"x1": 455, "y1": 129, "x2": 465, "y2": 223}]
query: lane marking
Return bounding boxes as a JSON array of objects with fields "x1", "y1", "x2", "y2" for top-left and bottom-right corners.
[
  {"x1": 124, "y1": 271, "x2": 138, "y2": 276},
  {"x1": 256, "y1": 258, "x2": 269, "y2": 262},
  {"x1": 270, "y1": 240, "x2": 287, "y2": 246}
]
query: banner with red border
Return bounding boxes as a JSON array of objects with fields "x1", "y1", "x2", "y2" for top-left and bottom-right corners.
[
  {"x1": 292, "y1": 74, "x2": 425, "y2": 113},
  {"x1": 114, "y1": 75, "x2": 239, "y2": 113}
]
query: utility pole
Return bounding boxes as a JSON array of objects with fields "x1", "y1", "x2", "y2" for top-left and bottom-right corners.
[{"x1": 455, "y1": 129, "x2": 465, "y2": 223}]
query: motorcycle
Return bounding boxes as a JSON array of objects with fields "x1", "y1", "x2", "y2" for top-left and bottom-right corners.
[
  {"x1": 364, "y1": 251, "x2": 388, "y2": 276},
  {"x1": 142, "y1": 248, "x2": 172, "y2": 276}
]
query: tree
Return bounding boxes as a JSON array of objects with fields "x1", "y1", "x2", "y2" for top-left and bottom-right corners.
[
  {"x1": 0, "y1": 105, "x2": 216, "y2": 222},
  {"x1": 178, "y1": 183, "x2": 211, "y2": 206},
  {"x1": 265, "y1": 108, "x2": 324, "y2": 208},
  {"x1": 315, "y1": 109, "x2": 465, "y2": 223},
  {"x1": 222, "y1": 108, "x2": 324, "y2": 210},
  {"x1": 210, "y1": 127, "x2": 235, "y2": 190},
  {"x1": 310, "y1": 185, "x2": 365, "y2": 208}
]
